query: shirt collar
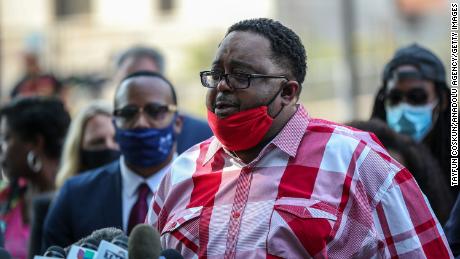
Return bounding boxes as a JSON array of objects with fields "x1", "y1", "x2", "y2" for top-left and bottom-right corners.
[
  {"x1": 271, "y1": 104, "x2": 310, "y2": 157},
  {"x1": 202, "y1": 104, "x2": 310, "y2": 165},
  {"x1": 120, "y1": 155, "x2": 173, "y2": 197}
]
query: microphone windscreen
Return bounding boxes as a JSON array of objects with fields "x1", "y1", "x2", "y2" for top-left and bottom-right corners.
[
  {"x1": 81, "y1": 238, "x2": 99, "y2": 251},
  {"x1": 128, "y1": 224, "x2": 161, "y2": 259},
  {"x1": 44, "y1": 245, "x2": 66, "y2": 258},
  {"x1": 111, "y1": 234, "x2": 128, "y2": 250},
  {"x1": 0, "y1": 248, "x2": 10, "y2": 259},
  {"x1": 65, "y1": 227, "x2": 124, "y2": 253},
  {"x1": 160, "y1": 249, "x2": 184, "y2": 259}
]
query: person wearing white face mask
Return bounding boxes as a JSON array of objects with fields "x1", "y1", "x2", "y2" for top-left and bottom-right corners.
[{"x1": 371, "y1": 44, "x2": 454, "y2": 198}]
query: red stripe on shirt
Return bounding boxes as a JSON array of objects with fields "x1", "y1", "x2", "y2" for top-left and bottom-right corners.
[
  {"x1": 329, "y1": 141, "x2": 366, "y2": 240},
  {"x1": 394, "y1": 169, "x2": 451, "y2": 258},
  {"x1": 276, "y1": 164, "x2": 319, "y2": 199},
  {"x1": 188, "y1": 149, "x2": 224, "y2": 258},
  {"x1": 172, "y1": 230, "x2": 199, "y2": 254},
  {"x1": 338, "y1": 141, "x2": 366, "y2": 213},
  {"x1": 376, "y1": 202, "x2": 398, "y2": 257}
]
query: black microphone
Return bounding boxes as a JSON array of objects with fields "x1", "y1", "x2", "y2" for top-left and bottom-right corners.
[
  {"x1": 43, "y1": 246, "x2": 66, "y2": 258},
  {"x1": 128, "y1": 224, "x2": 161, "y2": 259},
  {"x1": 0, "y1": 248, "x2": 11, "y2": 259},
  {"x1": 160, "y1": 249, "x2": 184, "y2": 259}
]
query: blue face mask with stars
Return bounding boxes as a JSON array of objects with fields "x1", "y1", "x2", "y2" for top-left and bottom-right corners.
[{"x1": 115, "y1": 118, "x2": 175, "y2": 168}]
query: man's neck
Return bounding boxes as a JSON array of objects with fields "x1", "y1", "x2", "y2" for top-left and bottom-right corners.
[
  {"x1": 126, "y1": 152, "x2": 173, "y2": 178},
  {"x1": 232, "y1": 105, "x2": 297, "y2": 164}
]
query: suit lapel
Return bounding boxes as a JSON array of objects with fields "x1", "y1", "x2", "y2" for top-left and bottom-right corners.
[{"x1": 100, "y1": 162, "x2": 123, "y2": 229}]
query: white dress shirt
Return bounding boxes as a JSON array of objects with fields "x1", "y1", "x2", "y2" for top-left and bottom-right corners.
[{"x1": 120, "y1": 156, "x2": 172, "y2": 232}]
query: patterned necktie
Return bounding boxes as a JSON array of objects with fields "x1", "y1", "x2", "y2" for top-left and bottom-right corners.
[{"x1": 127, "y1": 183, "x2": 151, "y2": 235}]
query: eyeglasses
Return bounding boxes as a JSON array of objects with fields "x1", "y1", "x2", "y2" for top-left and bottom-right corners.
[
  {"x1": 200, "y1": 70, "x2": 288, "y2": 89},
  {"x1": 113, "y1": 103, "x2": 177, "y2": 123},
  {"x1": 385, "y1": 88, "x2": 429, "y2": 106}
]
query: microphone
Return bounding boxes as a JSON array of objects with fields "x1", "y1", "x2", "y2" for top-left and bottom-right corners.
[
  {"x1": 63, "y1": 227, "x2": 124, "y2": 258},
  {"x1": 160, "y1": 249, "x2": 184, "y2": 259},
  {"x1": 67, "y1": 228, "x2": 124, "y2": 251},
  {"x1": 112, "y1": 234, "x2": 128, "y2": 250},
  {"x1": 33, "y1": 245, "x2": 66, "y2": 259},
  {"x1": 66, "y1": 238, "x2": 98, "y2": 259},
  {"x1": 82, "y1": 239, "x2": 99, "y2": 251},
  {"x1": 128, "y1": 224, "x2": 161, "y2": 259},
  {"x1": 93, "y1": 234, "x2": 128, "y2": 259},
  {"x1": 45, "y1": 246, "x2": 66, "y2": 258}
]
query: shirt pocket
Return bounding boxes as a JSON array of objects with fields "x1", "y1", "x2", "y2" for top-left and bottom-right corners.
[
  {"x1": 267, "y1": 197, "x2": 338, "y2": 259},
  {"x1": 160, "y1": 206, "x2": 202, "y2": 255}
]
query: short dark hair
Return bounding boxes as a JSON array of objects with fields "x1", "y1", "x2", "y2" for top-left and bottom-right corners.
[
  {"x1": 0, "y1": 97, "x2": 71, "y2": 159},
  {"x1": 116, "y1": 71, "x2": 178, "y2": 106},
  {"x1": 115, "y1": 45, "x2": 165, "y2": 74},
  {"x1": 227, "y1": 18, "x2": 307, "y2": 85}
]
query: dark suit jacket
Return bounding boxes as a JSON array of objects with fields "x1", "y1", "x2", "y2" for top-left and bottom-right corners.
[
  {"x1": 177, "y1": 114, "x2": 212, "y2": 154},
  {"x1": 42, "y1": 161, "x2": 122, "y2": 249}
]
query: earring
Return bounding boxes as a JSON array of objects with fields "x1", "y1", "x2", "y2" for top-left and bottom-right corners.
[{"x1": 27, "y1": 151, "x2": 42, "y2": 173}]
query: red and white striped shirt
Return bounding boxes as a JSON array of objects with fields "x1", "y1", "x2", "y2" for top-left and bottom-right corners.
[{"x1": 147, "y1": 105, "x2": 452, "y2": 259}]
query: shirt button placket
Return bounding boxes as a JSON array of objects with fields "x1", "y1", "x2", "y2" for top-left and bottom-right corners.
[{"x1": 224, "y1": 167, "x2": 252, "y2": 259}]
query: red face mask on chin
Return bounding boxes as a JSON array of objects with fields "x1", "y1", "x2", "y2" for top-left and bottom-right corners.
[{"x1": 207, "y1": 106, "x2": 273, "y2": 151}]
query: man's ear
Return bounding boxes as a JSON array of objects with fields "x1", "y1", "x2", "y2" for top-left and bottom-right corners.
[
  {"x1": 280, "y1": 80, "x2": 300, "y2": 105},
  {"x1": 174, "y1": 114, "x2": 183, "y2": 135}
]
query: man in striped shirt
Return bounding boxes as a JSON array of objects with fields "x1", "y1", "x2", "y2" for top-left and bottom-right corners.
[{"x1": 147, "y1": 18, "x2": 452, "y2": 258}]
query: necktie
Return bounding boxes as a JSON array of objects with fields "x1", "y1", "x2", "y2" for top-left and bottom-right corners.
[{"x1": 128, "y1": 183, "x2": 151, "y2": 234}]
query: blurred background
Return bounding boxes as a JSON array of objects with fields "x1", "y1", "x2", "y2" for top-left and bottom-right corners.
[{"x1": 0, "y1": 0, "x2": 450, "y2": 122}]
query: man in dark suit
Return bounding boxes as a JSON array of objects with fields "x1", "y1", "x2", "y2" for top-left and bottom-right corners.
[
  {"x1": 43, "y1": 71, "x2": 183, "y2": 248},
  {"x1": 113, "y1": 46, "x2": 212, "y2": 153}
]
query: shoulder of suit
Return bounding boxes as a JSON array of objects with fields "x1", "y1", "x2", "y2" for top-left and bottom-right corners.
[{"x1": 63, "y1": 160, "x2": 120, "y2": 190}]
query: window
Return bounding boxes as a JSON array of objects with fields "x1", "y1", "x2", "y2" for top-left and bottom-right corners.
[
  {"x1": 159, "y1": 0, "x2": 174, "y2": 13},
  {"x1": 55, "y1": 0, "x2": 91, "y2": 17}
]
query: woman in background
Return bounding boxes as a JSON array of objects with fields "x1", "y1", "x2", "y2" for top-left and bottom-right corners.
[
  {"x1": 0, "y1": 97, "x2": 70, "y2": 259},
  {"x1": 55, "y1": 101, "x2": 119, "y2": 188}
]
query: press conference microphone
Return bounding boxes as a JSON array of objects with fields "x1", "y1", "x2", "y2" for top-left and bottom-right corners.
[
  {"x1": 33, "y1": 245, "x2": 66, "y2": 259},
  {"x1": 63, "y1": 227, "x2": 124, "y2": 258},
  {"x1": 112, "y1": 234, "x2": 128, "y2": 250},
  {"x1": 128, "y1": 224, "x2": 161, "y2": 259},
  {"x1": 67, "y1": 227, "x2": 124, "y2": 252},
  {"x1": 66, "y1": 238, "x2": 98, "y2": 259},
  {"x1": 94, "y1": 234, "x2": 129, "y2": 259},
  {"x1": 82, "y1": 239, "x2": 99, "y2": 251},
  {"x1": 160, "y1": 249, "x2": 184, "y2": 259},
  {"x1": 43, "y1": 245, "x2": 66, "y2": 258}
]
